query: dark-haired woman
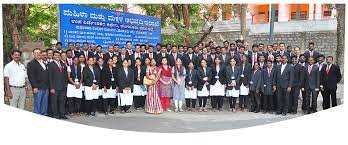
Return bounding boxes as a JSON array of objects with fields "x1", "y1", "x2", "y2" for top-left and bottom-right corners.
[
  {"x1": 133, "y1": 58, "x2": 147, "y2": 111},
  {"x1": 66, "y1": 56, "x2": 83, "y2": 116},
  {"x1": 158, "y1": 57, "x2": 173, "y2": 112},
  {"x1": 172, "y1": 58, "x2": 186, "y2": 112},
  {"x1": 82, "y1": 57, "x2": 100, "y2": 116},
  {"x1": 210, "y1": 56, "x2": 226, "y2": 111},
  {"x1": 100, "y1": 57, "x2": 118, "y2": 115},
  {"x1": 225, "y1": 58, "x2": 241, "y2": 112},
  {"x1": 185, "y1": 61, "x2": 198, "y2": 111},
  {"x1": 145, "y1": 59, "x2": 163, "y2": 114},
  {"x1": 197, "y1": 59, "x2": 212, "y2": 112}
]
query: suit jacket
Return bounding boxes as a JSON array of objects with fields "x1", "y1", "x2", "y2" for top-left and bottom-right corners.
[
  {"x1": 197, "y1": 67, "x2": 213, "y2": 91},
  {"x1": 68, "y1": 65, "x2": 82, "y2": 85},
  {"x1": 103, "y1": 52, "x2": 115, "y2": 63},
  {"x1": 304, "y1": 64, "x2": 320, "y2": 91},
  {"x1": 130, "y1": 52, "x2": 146, "y2": 67},
  {"x1": 82, "y1": 66, "x2": 101, "y2": 87},
  {"x1": 304, "y1": 50, "x2": 320, "y2": 62},
  {"x1": 197, "y1": 54, "x2": 213, "y2": 67},
  {"x1": 94, "y1": 52, "x2": 104, "y2": 61},
  {"x1": 117, "y1": 53, "x2": 131, "y2": 67},
  {"x1": 155, "y1": 52, "x2": 170, "y2": 67},
  {"x1": 248, "y1": 52, "x2": 260, "y2": 65},
  {"x1": 320, "y1": 64, "x2": 341, "y2": 90},
  {"x1": 183, "y1": 53, "x2": 197, "y2": 68},
  {"x1": 27, "y1": 59, "x2": 49, "y2": 89},
  {"x1": 132, "y1": 65, "x2": 146, "y2": 85},
  {"x1": 249, "y1": 69, "x2": 262, "y2": 92},
  {"x1": 145, "y1": 52, "x2": 157, "y2": 60},
  {"x1": 220, "y1": 53, "x2": 231, "y2": 66},
  {"x1": 292, "y1": 64, "x2": 305, "y2": 87},
  {"x1": 238, "y1": 63, "x2": 252, "y2": 86},
  {"x1": 225, "y1": 65, "x2": 241, "y2": 90},
  {"x1": 234, "y1": 53, "x2": 248, "y2": 66},
  {"x1": 73, "y1": 50, "x2": 81, "y2": 57},
  {"x1": 211, "y1": 64, "x2": 227, "y2": 85},
  {"x1": 262, "y1": 67, "x2": 276, "y2": 95},
  {"x1": 100, "y1": 66, "x2": 118, "y2": 89},
  {"x1": 118, "y1": 67, "x2": 135, "y2": 93},
  {"x1": 185, "y1": 69, "x2": 198, "y2": 88},
  {"x1": 48, "y1": 61, "x2": 68, "y2": 91},
  {"x1": 277, "y1": 51, "x2": 291, "y2": 62},
  {"x1": 81, "y1": 50, "x2": 94, "y2": 61},
  {"x1": 275, "y1": 63, "x2": 294, "y2": 89}
]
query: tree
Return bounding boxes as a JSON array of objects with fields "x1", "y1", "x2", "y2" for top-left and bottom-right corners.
[
  {"x1": 239, "y1": 4, "x2": 247, "y2": 41},
  {"x1": 336, "y1": 4, "x2": 345, "y2": 78}
]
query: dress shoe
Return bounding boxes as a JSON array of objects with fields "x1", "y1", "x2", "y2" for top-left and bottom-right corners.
[
  {"x1": 60, "y1": 115, "x2": 68, "y2": 120},
  {"x1": 262, "y1": 110, "x2": 267, "y2": 114},
  {"x1": 282, "y1": 112, "x2": 287, "y2": 116},
  {"x1": 275, "y1": 111, "x2": 281, "y2": 115}
]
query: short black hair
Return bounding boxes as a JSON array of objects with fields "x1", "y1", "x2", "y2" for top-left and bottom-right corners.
[
  {"x1": 56, "y1": 42, "x2": 62, "y2": 46},
  {"x1": 68, "y1": 42, "x2": 73, "y2": 45},
  {"x1": 291, "y1": 55, "x2": 297, "y2": 60},
  {"x1": 83, "y1": 42, "x2": 88, "y2": 45},
  {"x1": 11, "y1": 50, "x2": 22, "y2": 55},
  {"x1": 279, "y1": 42, "x2": 285, "y2": 46},
  {"x1": 223, "y1": 40, "x2": 229, "y2": 44},
  {"x1": 113, "y1": 44, "x2": 119, "y2": 46},
  {"x1": 309, "y1": 42, "x2": 315, "y2": 45},
  {"x1": 156, "y1": 43, "x2": 162, "y2": 47},
  {"x1": 252, "y1": 44, "x2": 259, "y2": 48},
  {"x1": 96, "y1": 45, "x2": 102, "y2": 48},
  {"x1": 66, "y1": 49, "x2": 72, "y2": 53},
  {"x1": 75, "y1": 42, "x2": 80, "y2": 45},
  {"x1": 259, "y1": 43, "x2": 264, "y2": 46},
  {"x1": 53, "y1": 51, "x2": 61, "y2": 55},
  {"x1": 299, "y1": 54, "x2": 305, "y2": 58},
  {"x1": 318, "y1": 54, "x2": 326, "y2": 59},
  {"x1": 135, "y1": 44, "x2": 141, "y2": 47},
  {"x1": 326, "y1": 56, "x2": 334, "y2": 60},
  {"x1": 46, "y1": 48, "x2": 53, "y2": 52},
  {"x1": 126, "y1": 41, "x2": 132, "y2": 44},
  {"x1": 235, "y1": 39, "x2": 242, "y2": 43}
]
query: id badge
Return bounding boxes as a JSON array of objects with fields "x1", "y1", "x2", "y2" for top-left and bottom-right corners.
[
  {"x1": 231, "y1": 76, "x2": 235, "y2": 80},
  {"x1": 241, "y1": 75, "x2": 244, "y2": 78},
  {"x1": 93, "y1": 80, "x2": 97, "y2": 83},
  {"x1": 250, "y1": 81, "x2": 253, "y2": 84},
  {"x1": 215, "y1": 76, "x2": 219, "y2": 79},
  {"x1": 189, "y1": 81, "x2": 193, "y2": 85},
  {"x1": 264, "y1": 84, "x2": 266, "y2": 87},
  {"x1": 111, "y1": 78, "x2": 115, "y2": 81},
  {"x1": 74, "y1": 78, "x2": 79, "y2": 82}
]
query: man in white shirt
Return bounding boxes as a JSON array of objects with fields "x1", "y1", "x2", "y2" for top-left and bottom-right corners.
[{"x1": 4, "y1": 50, "x2": 29, "y2": 109}]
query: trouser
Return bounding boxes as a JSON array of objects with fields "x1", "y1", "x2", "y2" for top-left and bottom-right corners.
[
  {"x1": 250, "y1": 91, "x2": 261, "y2": 111},
  {"x1": 121, "y1": 105, "x2": 131, "y2": 111},
  {"x1": 134, "y1": 95, "x2": 145, "y2": 109},
  {"x1": 103, "y1": 98, "x2": 116, "y2": 112},
  {"x1": 305, "y1": 90, "x2": 318, "y2": 111},
  {"x1": 301, "y1": 90, "x2": 306, "y2": 111},
  {"x1": 323, "y1": 88, "x2": 338, "y2": 110},
  {"x1": 50, "y1": 89, "x2": 67, "y2": 116},
  {"x1": 277, "y1": 88, "x2": 289, "y2": 113},
  {"x1": 228, "y1": 97, "x2": 237, "y2": 109},
  {"x1": 9, "y1": 87, "x2": 26, "y2": 109},
  {"x1": 185, "y1": 99, "x2": 197, "y2": 108},
  {"x1": 97, "y1": 96, "x2": 103, "y2": 112},
  {"x1": 81, "y1": 91, "x2": 86, "y2": 113},
  {"x1": 239, "y1": 95, "x2": 249, "y2": 109},
  {"x1": 67, "y1": 97, "x2": 81, "y2": 114},
  {"x1": 85, "y1": 100, "x2": 96, "y2": 115},
  {"x1": 198, "y1": 97, "x2": 208, "y2": 107},
  {"x1": 211, "y1": 96, "x2": 223, "y2": 109},
  {"x1": 273, "y1": 90, "x2": 278, "y2": 110},
  {"x1": 160, "y1": 96, "x2": 171, "y2": 109},
  {"x1": 289, "y1": 86, "x2": 300, "y2": 112},
  {"x1": 33, "y1": 89, "x2": 49, "y2": 115},
  {"x1": 260, "y1": 92, "x2": 264, "y2": 110},
  {"x1": 263, "y1": 95, "x2": 274, "y2": 111}
]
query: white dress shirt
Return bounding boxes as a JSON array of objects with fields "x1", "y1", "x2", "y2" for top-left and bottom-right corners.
[
  {"x1": 281, "y1": 63, "x2": 286, "y2": 75},
  {"x1": 4, "y1": 60, "x2": 27, "y2": 86}
]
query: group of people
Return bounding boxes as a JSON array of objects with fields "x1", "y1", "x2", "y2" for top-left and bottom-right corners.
[{"x1": 4, "y1": 40, "x2": 342, "y2": 119}]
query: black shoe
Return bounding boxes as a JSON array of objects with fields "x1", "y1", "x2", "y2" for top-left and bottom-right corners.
[
  {"x1": 282, "y1": 112, "x2": 287, "y2": 116},
  {"x1": 275, "y1": 111, "x2": 281, "y2": 115},
  {"x1": 54, "y1": 115, "x2": 60, "y2": 119},
  {"x1": 262, "y1": 110, "x2": 267, "y2": 114},
  {"x1": 60, "y1": 115, "x2": 68, "y2": 120},
  {"x1": 291, "y1": 111, "x2": 297, "y2": 114}
]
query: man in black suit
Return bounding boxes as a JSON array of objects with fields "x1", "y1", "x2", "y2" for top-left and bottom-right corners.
[
  {"x1": 73, "y1": 42, "x2": 81, "y2": 57},
  {"x1": 94, "y1": 45, "x2": 104, "y2": 61},
  {"x1": 125, "y1": 41, "x2": 135, "y2": 56},
  {"x1": 220, "y1": 47, "x2": 231, "y2": 66},
  {"x1": 321, "y1": 56, "x2": 342, "y2": 110},
  {"x1": 289, "y1": 56, "x2": 305, "y2": 114},
  {"x1": 48, "y1": 51, "x2": 68, "y2": 119},
  {"x1": 277, "y1": 43, "x2": 291, "y2": 63},
  {"x1": 82, "y1": 42, "x2": 94, "y2": 62},
  {"x1": 130, "y1": 44, "x2": 146, "y2": 67},
  {"x1": 234, "y1": 46, "x2": 248, "y2": 66},
  {"x1": 303, "y1": 57, "x2": 320, "y2": 114},
  {"x1": 274, "y1": 55, "x2": 294, "y2": 116},
  {"x1": 304, "y1": 42, "x2": 320, "y2": 62},
  {"x1": 117, "y1": 48, "x2": 131, "y2": 67},
  {"x1": 103, "y1": 45, "x2": 115, "y2": 63},
  {"x1": 167, "y1": 45, "x2": 179, "y2": 66},
  {"x1": 27, "y1": 48, "x2": 49, "y2": 116},
  {"x1": 146, "y1": 45, "x2": 157, "y2": 60},
  {"x1": 197, "y1": 47, "x2": 213, "y2": 67},
  {"x1": 265, "y1": 45, "x2": 277, "y2": 61},
  {"x1": 156, "y1": 45, "x2": 170, "y2": 66},
  {"x1": 183, "y1": 46, "x2": 197, "y2": 68},
  {"x1": 118, "y1": 59, "x2": 135, "y2": 113},
  {"x1": 248, "y1": 44, "x2": 260, "y2": 67}
]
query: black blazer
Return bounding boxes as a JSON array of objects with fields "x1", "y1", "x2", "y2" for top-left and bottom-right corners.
[
  {"x1": 130, "y1": 52, "x2": 146, "y2": 67},
  {"x1": 145, "y1": 52, "x2": 157, "y2": 60},
  {"x1": 220, "y1": 53, "x2": 232, "y2": 66},
  {"x1": 155, "y1": 52, "x2": 169, "y2": 67},
  {"x1": 211, "y1": 64, "x2": 226, "y2": 85},
  {"x1": 68, "y1": 65, "x2": 82, "y2": 85},
  {"x1": 249, "y1": 69, "x2": 262, "y2": 92},
  {"x1": 225, "y1": 65, "x2": 241, "y2": 90},
  {"x1": 183, "y1": 53, "x2": 197, "y2": 68},
  {"x1": 95, "y1": 52, "x2": 104, "y2": 61},
  {"x1": 82, "y1": 50, "x2": 94, "y2": 61},
  {"x1": 73, "y1": 50, "x2": 81, "y2": 57},
  {"x1": 304, "y1": 64, "x2": 320, "y2": 91},
  {"x1": 197, "y1": 67, "x2": 213, "y2": 91},
  {"x1": 48, "y1": 61, "x2": 68, "y2": 91},
  {"x1": 82, "y1": 66, "x2": 101, "y2": 87},
  {"x1": 292, "y1": 64, "x2": 305, "y2": 87},
  {"x1": 275, "y1": 63, "x2": 294, "y2": 89},
  {"x1": 197, "y1": 54, "x2": 213, "y2": 67},
  {"x1": 320, "y1": 64, "x2": 342, "y2": 90},
  {"x1": 238, "y1": 63, "x2": 252, "y2": 86},
  {"x1": 103, "y1": 52, "x2": 115, "y2": 63},
  {"x1": 133, "y1": 65, "x2": 146, "y2": 85},
  {"x1": 262, "y1": 67, "x2": 276, "y2": 95},
  {"x1": 117, "y1": 53, "x2": 131, "y2": 67},
  {"x1": 100, "y1": 66, "x2": 118, "y2": 89},
  {"x1": 248, "y1": 52, "x2": 260, "y2": 64},
  {"x1": 185, "y1": 69, "x2": 198, "y2": 88},
  {"x1": 304, "y1": 50, "x2": 320, "y2": 62},
  {"x1": 234, "y1": 53, "x2": 247, "y2": 66},
  {"x1": 27, "y1": 59, "x2": 49, "y2": 89},
  {"x1": 117, "y1": 67, "x2": 135, "y2": 93}
]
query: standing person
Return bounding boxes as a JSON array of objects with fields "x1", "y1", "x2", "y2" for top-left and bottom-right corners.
[
  {"x1": 248, "y1": 44, "x2": 260, "y2": 68},
  {"x1": 96, "y1": 58, "x2": 104, "y2": 113},
  {"x1": 225, "y1": 58, "x2": 241, "y2": 112},
  {"x1": 197, "y1": 59, "x2": 212, "y2": 112},
  {"x1": 100, "y1": 58, "x2": 118, "y2": 115},
  {"x1": 183, "y1": 46, "x2": 197, "y2": 68},
  {"x1": 303, "y1": 57, "x2": 320, "y2": 114},
  {"x1": 304, "y1": 42, "x2": 320, "y2": 62},
  {"x1": 82, "y1": 57, "x2": 100, "y2": 116},
  {"x1": 66, "y1": 56, "x2": 83, "y2": 116},
  {"x1": 321, "y1": 56, "x2": 342, "y2": 110},
  {"x1": 261, "y1": 60, "x2": 276, "y2": 114},
  {"x1": 298, "y1": 54, "x2": 308, "y2": 112},
  {"x1": 210, "y1": 56, "x2": 226, "y2": 112},
  {"x1": 185, "y1": 61, "x2": 198, "y2": 111},
  {"x1": 27, "y1": 48, "x2": 49, "y2": 115},
  {"x1": 172, "y1": 58, "x2": 186, "y2": 112},
  {"x1": 133, "y1": 58, "x2": 147, "y2": 111},
  {"x1": 118, "y1": 59, "x2": 135, "y2": 113},
  {"x1": 289, "y1": 56, "x2": 305, "y2": 114},
  {"x1": 158, "y1": 57, "x2": 173, "y2": 112},
  {"x1": 274, "y1": 55, "x2": 294, "y2": 116},
  {"x1": 238, "y1": 55, "x2": 252, "y2": 111},
  {"x1": 197, "y1": 47, "x2": 213, "y2": 67},
  {"x1": 145, "y1": 59, "x2": 163, "y2": 114},
  {"x1": 249, "y1": 62, "x2": 262, "y2": 113},
  {"x1": 4, "y1": 50, "x2": 29, "y2": 110},
  {"x1": 77, "y1": 54, "x2": 87, "y2": 113},
  {"x1": 48, "y1": 51, "x2": 68, "y2": 119}
]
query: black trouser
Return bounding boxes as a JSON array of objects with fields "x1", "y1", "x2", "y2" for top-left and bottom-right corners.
[
  {"x1": 250, "y1": 90, "x2": 261, "y2": 111},
  {"x1": 103, "y1": 98, "x2": 116, "y2": 113},
  {"x1": 97, "y1": 96, "x2": 103, "y2": 112},
  {"x1": 134, "y1": 95, "x2": 145, "y2": 109},
  {"x1": 211, "y1": 96, "x2": 223, "y2": 109},
  {"x1": 260, "y1": 92, "x2": 264, "y2": 110},
  {"x1": 228, "y1": 97, "x2": 237, "y2": 109},
  {"x1": 323, "y1": 88, "x2": 338, "y2": 109},
  {"x1": 47, "y1": 93, "x2": 52, "y2": 116},
  {"x1": 263, "y1": 95, "x2": 274, "y2": 112},
  {"x1": 68, "y1": 97, "x2": 81, "y2": 114},
  {"x1": 277, "y1": 88, "x2": 289, "y2": 113},
  {"x1": 239, "y1": 95, "x2": 249, "y2": 109},
  {"x1": 81, "y1": 91, "x2": 86, "y2": 113},
  {"x1": 273, "y1": 91, "x2": 278, "y2": 110},
  {"x1": 185, "y1": 99, "x2": 197, "y2": 108},
  {"x1": 50, "y1": 89, "x2": 67, "y2": 116},
  {"x1": 121, "y1": 105, "x2": 131, "y2": 111},
  {"x1": 301, "y1": 90, "x2": 306, "y2": 111},
  {"x1": 289, "y1": 86, "x2": 300, "y2": 113},
  {"x1": 305, "y1": 90, "x2": 318, "y2": 112},
  {"x1": 198, "y1": 97, "x2": 208, "y2": 107},
  {"x1": 85, "y1": 100, "x2": 96, "y2": 115}
]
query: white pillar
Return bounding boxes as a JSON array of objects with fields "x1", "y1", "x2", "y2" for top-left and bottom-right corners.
[
  {"x1": 309, "y1": 4, "x2": 314, "y2": 20},
  {"x1": 278, "y1": 4, "x2": 290, "y2": 22},
  {"x1": 315, "y1": 4, "x2": 322, "y2": 20}
]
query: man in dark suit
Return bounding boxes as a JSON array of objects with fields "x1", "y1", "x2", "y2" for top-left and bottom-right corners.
[
  {"x1": 277, "y1": 43, "x2": 291, "y2": 63},
  {"x1": 167, "y1": 45, "x2": 180, "y2": 67},
  {"x1": 103, "y1": 45, "x2": 115, "y2": 63},
  {"x1": 248, "y1": 44, "x2": 260, "y2": 67},
  {"x1": 118, "y1": 59, "x2": 135, "y2": 113},
  {"x1": 304, "y1": 42, "x2": 320, "y2": 63},
  {"x1": 117, "y1": 48, "x2": 131, "y2": 67},
  {"x1": 27, "y1": 48, "x2": 49, "y2": 116},
  {"x1": 320, "y1": 56, "x2": 342, "y2": 110},
  {"x1": 94, "y1": 45, "x2": 104, "y2": 61},
  {"x1": 125, "y1": 41, "x2": 135, "y2": 56},
  {"x1": 220, "y1": 47, "x2": 231, "y2": 66},
  {"x1": 145, "y1": 45, "x2": 157, "y2": 60},
  {"x1": 130, "y1": 44, "x2": 146, "y2": 67},
  {"x1": 183, "y1": 46, "x2": 197, "y2": 68},
  {"x1": 48, "y1": 51, "x2": 68, "y2": 119},
  {"x1": 197, "y1": 47, "x2": 213, "y2": 67},
  {"x1": 289, "y1": 56, "x2": 305, "y2": 114},
  {"x1": 73, "y1": 42, "x2": 81, "y2": 57},
  {"x1": 156, "y1": 45, "x2": 170, "y2": 67},
  {"x1": 234, "y1": 46, "x2": 248, "y2": 66},
  {"x1": 274, "y1": 55, "x2": 294, "y2": 116},
  {"x1": 82, "y1": 42, "x2": 94, "y2": 62},
  {"x1": 303, "y1": 57, "x2": 320, "y2": 114}
]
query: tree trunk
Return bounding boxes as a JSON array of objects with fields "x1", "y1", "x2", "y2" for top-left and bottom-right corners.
[
  {"x1": 240, "y1": 4, "x2": 247, "y2": 41},
  {"x1": 182, "y1": 4, "x2": 191, "y2": 45},
  {"x1": 196, "y1": 26, "x2": 214, "y2": 45},
  {"x1": 336, "y1": 4, "x2": 345, "y2": 80},
  {"x1": 122, "y1": 4, "x2": 128, "y2": 12}
]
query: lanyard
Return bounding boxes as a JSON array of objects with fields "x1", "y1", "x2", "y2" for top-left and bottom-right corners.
[
  {"x1": 110, "y1": 67, "x2": 114, "y2": 79},
  {"x1": 74, "y1": 66, "x2": 78, "y2": 79},
  {"x1": 90, "y1": 67, "x2": 95, "y2": 80}
]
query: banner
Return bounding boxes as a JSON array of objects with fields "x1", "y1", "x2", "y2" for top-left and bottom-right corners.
[{"x1": 59, "y1": 4, "x2": 161, "y2": 49}]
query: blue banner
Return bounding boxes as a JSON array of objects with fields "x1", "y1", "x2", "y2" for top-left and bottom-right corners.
[{"x1": 59, "y1": 4, "x2": 161, "y2": 49}]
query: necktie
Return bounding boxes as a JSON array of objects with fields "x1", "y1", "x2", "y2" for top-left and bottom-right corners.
[
  {"x1": 254, "y1": 53, "x2": 257, "y2": 63},
  {"x1": 150, "y1": 53, "x2": 153, "y2": 59},
  {"x1": 57, "y1": 62, "x2": 62, "y2": 73},
  {"x1": 308, "y1": 65, "x2": 312, "y2": 75},
  {"x1": 268, "y1": 68, "x2": 271, "y2": 77},
  {"x1": 326, "y1": 65, "x2": 330, "y2": 74},
  {"x1": 310, "y1": 51, "x2": 313, "y2": 57},
  {"x1": 203, "y1": 55, "x2": 206, "y2": 60},
  {"x1": 85, "y1": 51, "x2": 88, "y2": 60}
]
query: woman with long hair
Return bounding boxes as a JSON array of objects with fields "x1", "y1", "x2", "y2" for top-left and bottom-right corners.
[
  {"x1": 145, "y1": 59, "x2": 163, "y2": 114},
  {"x1": 82, "y1": 57, "x2": 100, "y2": 116},
  {"x1": 158, "y1": 57, "x2": 173, "y2": 112},
  {"x1": 66, "y1": 56, "x2": 83, "y2": 116},
  {"x1": 210, "y1": 56, "x2": 226, "y2": 111},
  {"x1": 197, "y1": 59, "x2": 212, "y2": 112},
  {"x1": 184, "y1": 61, "x2": 198, "y2": 111},
  {"x1": 172, "y1": 58, "x2": 186, "y2": 112}
]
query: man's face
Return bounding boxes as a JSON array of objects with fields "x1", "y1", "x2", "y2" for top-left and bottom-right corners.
[
  {"x1": 61, "y1": 53, "x2": 67, "y2": 60},
  {"x1": 259, "y1": 56, "x2": 265, "y2": 62},
  {"x1": 318, "y1": 57, "x2": 324, "y2": 64},
  {"x1": 68, "y1": 43, "x2": 74, "y2": 50},
  {"x1": 279, "y1": 44, "x2": 285, "y2": 51},
  {"x1": 291, "y1": 57, "x2": 297, "y2": 64},
  {"x1": 172, "y1": 47, "x2": 177, "y2": 53},
  {"x1": 83, "y1": 44, "x2": 88, "y2": 50},
  {"x1": 108, "y1": 46, "x2": 114, "y2": 53},
  {"x1": 294, "y1": 47, "x2": 301, "y2": 55},
  {"x1": 252, "y1": 47, "x2": 259, "y2": 52},
  {"x1": 287, "y1": 46, "x2": 292, "y2": 52},
  {"x1": 267, "y1": 46, "x2": 273, "y2": 52},
  {"x1": 326, "y1": 57, "x2": 333, "y2": 64},
  {"x1": 309, "y1": 44, "x2": 314, "y2": 51},
  {"x1": 211, "y1": 49, "x2": 216, "y2": 54},
  {"x1": 161, "y1": 47, "x2": 166, "y2": 53},
  {"x1": 187, "y1": 48, "x2": 193, "y2": 53},
  {"x1": 91, "y1": 44, "x2": 96, "y2": 50},
  {"x1": 309, "y1": 58, "x2": 314, "y2": 65},
  {"x1": 12, "y1": 52, "x2": 21, "y2": 62},
  {"x1": 67, "y1": 51, "x2": 73, "y2": 58},
  {"x1": 267, "y1": 61, "x2": 272, "y2": 68},
  {"x1": 53, "y1": 53, "x2": 61, "y2": 61},
  {"x1": 41, "y1": 52, "x2": 47, "y2": 60},
  {"x1": 113, "y1": 46, "x2": 119, "y2": 52},
  {"x1": 259, "y1": 45, "x2": 264, "y2": 51},
  {"x1": 299, "y1": 56, "x2": 306, "y2": 63},
  {"x1": 273, "y1": 44, "x2": 278, "y2": 51},
  {"x1": 34, "y1": 50, "x2": 42, "y2": 60},
  {"x1": 221, "y1": 48, "x2": 227, "y2": 54},
  {"x1": 47, "y1": 50, "x2": 53, "y2": 59},
  {"x1": 224, "y1": 42, "x2": 229, "y2": 48},
  {"x1": 281, "y1": 56, "x2": 287, "y2": 63},
  {"x1": 178, "y1": 47, "x2": 184, "y2": 53},
  {"x1": 97, "y1": 47, "x2": 102, "y2": 53},
  {"x1": 149, "y1": 47, "x2": 154, "y2": 53},
  {"x1": 126, "y1": 42, "x2": 132, "y2": 49},
  {"x1": 75, "y1": 43, "x2": 80, "y2": 49},
  {"x1": 56, "y1": 44, "x2": 62, "y2": 50},
  {"x1": 135, "y1": 46, "x2": 141, "y2": 52}
]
